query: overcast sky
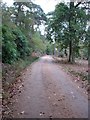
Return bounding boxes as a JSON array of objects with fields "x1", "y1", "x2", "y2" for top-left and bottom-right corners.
[
  {"x1": 2, "y1": 0, "x2": 69, "y2": 35},
  {"x1": 33, "y1": 0, "x2": 61, "y2": 14}
]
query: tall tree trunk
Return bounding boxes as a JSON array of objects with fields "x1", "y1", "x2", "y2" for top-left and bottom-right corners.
[
  {"x1": 69, "y1": 40, "x2": 72, "y2": 62},
  {"x1": 68, "y1": 2, "x2": 75, "y2": 63}
]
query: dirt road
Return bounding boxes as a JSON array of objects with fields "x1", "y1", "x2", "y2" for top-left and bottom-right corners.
[{"x1": 8, "y1": 55, "x2": 88, "y2": 118}]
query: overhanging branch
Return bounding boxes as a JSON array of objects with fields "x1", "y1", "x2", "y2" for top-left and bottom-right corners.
[{"x1": 75, "y1": 2, "x2": 81, "y2": 8}]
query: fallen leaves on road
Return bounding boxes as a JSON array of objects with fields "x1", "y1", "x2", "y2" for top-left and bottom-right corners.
[
  {"x1": 39, "y1": 112, "x2": 45, "y2": 116},
  {"x1": 0, "y1": 94, "x2": 2, "y2": 99},
  {"x1": 49, "y1": 115, "x2": 53, "y2": 118},
  {"x1": 53, "y1": 57, "x2": 88, "y2": 92},
  {"x1": 48, "y1": 96, "x2": 50, "y2": 99},
  {"x1": 20, "y1": 111, "x2": 25, "y2": 114},
  {"x1": 71, "y1": 91, "x2": 74, "y2": 94},
  {"x1": 53, "y1": 103, "x2": 58, "y2": 106},
  {"x1": 53, "y1": 92, "x2": 56, "y2": 96}
]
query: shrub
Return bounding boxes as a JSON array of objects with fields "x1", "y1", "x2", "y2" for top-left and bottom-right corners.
[
  {"x1": 2, "y1": 25, "x2": 18, "y2": 64},
  {"x1": 2, "y1": 25, "x2": 30, "y2": 64}
]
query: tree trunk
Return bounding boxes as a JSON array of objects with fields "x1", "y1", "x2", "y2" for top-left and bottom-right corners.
[
  {"x1": 68, "y1": 2, "x2": 75, "y2": 63},
  {"x1": 69, "y1": 40, "x2": 72, "y2": 62}
]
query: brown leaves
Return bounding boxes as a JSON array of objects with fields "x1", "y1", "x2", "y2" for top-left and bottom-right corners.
[
  {"x1": 20, "y1": 111, "x2": 25, "y2": 114},
  {"x1": 53, "y1": 92, "x2": 56, "y2": 96},
  {"x1": 39, "y1": 112, "x2": 45, "y2": 116}
]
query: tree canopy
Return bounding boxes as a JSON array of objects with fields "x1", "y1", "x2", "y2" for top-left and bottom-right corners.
[
  {"x1": 2, "y1": 1, "x2": 89, "y2": 64},
  {"x1": 2, "y1": 1, "x2": 47, "y2": 64},
  {"x1": 46, "y1": 2, "x2": 89, "y2": 62}
]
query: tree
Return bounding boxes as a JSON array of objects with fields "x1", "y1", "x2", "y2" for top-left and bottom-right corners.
[
  {"x1": 2, "y1": 1, "x2": 47, "y2": 64},
  {"x1": 46, "y1": 2, "x2": 87, "y2": 63},
  {"x1": 32, "y1": 31, "x2": 46, "y2": 53},
  {"x1": 2, "y1": 25, "x2": 17, "y2": 63}
]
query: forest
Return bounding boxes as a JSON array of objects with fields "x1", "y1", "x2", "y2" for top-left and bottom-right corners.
[
  {"x1": 1, "y1": 0, "x2": 90, "y2": 94},
  {"x1": 1, "y1": 1, "x2": 90, "y2": 65},
  {"x1": 1, "y1": 1, "x2": 48, "y2": 89},
  {"x1": 47, "y1": 2, "x2": 89, "y2": 62},
  {"x1": 1, "y1": 0, "x2": 90, "y2": 118}
]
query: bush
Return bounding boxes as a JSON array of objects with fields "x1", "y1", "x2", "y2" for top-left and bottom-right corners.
[
  {"x1": 2, "y1": 25, "x2": 18, "y2": 64},
  {"x1": 2, "y1": 25, "x2": 31, "y2": 64},
  {"x1": 12, "y1": 28, "x2": 30, "y2": 58}
]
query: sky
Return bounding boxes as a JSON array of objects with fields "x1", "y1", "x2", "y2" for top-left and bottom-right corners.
[
  {"x1": 3, "y1": 0, "x2": 89, "y2": 35},
  {"x1": 33, "y1": 0, "x2": 61, "y2": 14},
  {"x1": 2, "y1": 0, "x2": 70, "y2": 35},
  {"x1": 2, "y1": 0, "x2": 64, "y2": 35},
  {"x1": 2, "y1": 0, "x2": 68, "y2": 14}
]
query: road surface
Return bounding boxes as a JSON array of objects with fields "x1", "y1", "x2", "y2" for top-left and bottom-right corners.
[{"x1": 8, "y1": 55, "x2": 88, "y2": 118}]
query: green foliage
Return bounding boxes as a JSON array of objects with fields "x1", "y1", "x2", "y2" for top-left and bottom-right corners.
[
  {"x1": 85, "y1": 27, "x2": 90, "y2": 47},
  {"x1": 46, "y1": 2, "x2": 88, "y2": 62},
  {"x1": 12, "y1": 28, "x2": 30, "y2": 58},
  {"x1": 13, "y1": 2, "x2": 47, "y2": 32},
  {"x1": 54, "y1": 3, "x2": 69, "y2": 22},
  {"x1": 2, "y1": 25, "x2": 17, "y2": 64},
  {"x1": 46, "y1": 42, "x2": 53, "y2": 55},
  {"x1": 2, "y1": 24, "x2": 30, "y2": 64},
  {"x1": 32, "y1": 32, "x2": 46, "y2": 53},
  {"x1": 2, "y1": 1, "x2": 47, "y2": 64}
]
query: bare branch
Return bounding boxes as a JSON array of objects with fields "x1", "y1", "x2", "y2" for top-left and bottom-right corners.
[{"x1": 75, "y1": 2, "x2": 82, "y2": 8}]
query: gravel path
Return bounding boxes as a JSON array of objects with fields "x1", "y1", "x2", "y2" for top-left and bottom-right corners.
[{"x1": 8, "y1": 55, "x2": 88, "y2": 118}]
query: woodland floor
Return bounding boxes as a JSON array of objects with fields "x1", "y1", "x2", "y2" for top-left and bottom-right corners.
[{"x1": 53, "y1": 57, "x2": 89, "y2": 91}]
